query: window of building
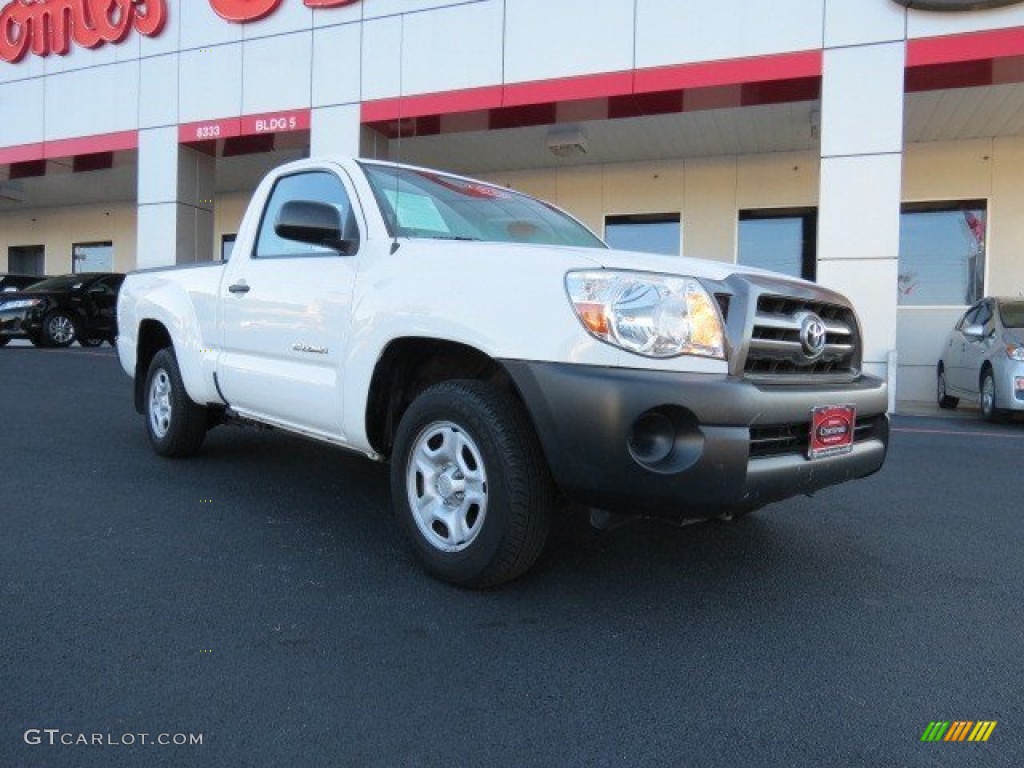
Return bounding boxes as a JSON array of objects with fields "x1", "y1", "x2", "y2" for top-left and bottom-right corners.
[
  {"x1": 221, "y1": 234, "x2": 237, "y2": 261},
  {"x1": 604, "y1": 213, "x2": 681, "y2": 256},
  {"x1": 8, "y1": 244, "x2": 45, "y2": 275},
  {"x1": 72, "y1": 241, "x2": 113, "y2": 273},
  {"x1": 737, "y1": 208, "x2": 817, "y2": 281},
  {"x1": 255, "y1": 171, "x2": 356, "y2": 258},
  {"x1": 898, "y1": 200, "x2": 986, "y2": 306}
]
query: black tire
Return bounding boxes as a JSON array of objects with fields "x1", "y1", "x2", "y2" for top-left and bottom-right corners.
[
  {"x1": 390, "y1": 380, "x2": 553, "y2": 588},
  {"x1": 0, "y1": 337, "x2": 8, "y2": 347},
  {"x1": 27, "y1": 332, "x2": 44, "y2": 347},
  {"x1": 144, "y1": 348, "x2": 208, "y2": 458},
  {"x1": 42, "y1": 310, "x2": 78, "y2": 347},
  {"x1": 79, "y1": 337, "x2": 104, "y2": 348},
  {"x1": 980, "y1": 369, "x2": 1008, "y2": 423},
  {"x1": 937, "y1": 367, "x2": 958, "y2": 409}
]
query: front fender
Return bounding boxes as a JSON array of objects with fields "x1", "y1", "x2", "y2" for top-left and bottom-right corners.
[{"x1": 119, "y1": 268, "x2": 224, "y2": 407}]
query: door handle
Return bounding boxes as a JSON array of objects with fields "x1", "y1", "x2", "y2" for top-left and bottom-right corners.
[{"x1": 228, "y1": 282, "x2": 250, "y2": 294}]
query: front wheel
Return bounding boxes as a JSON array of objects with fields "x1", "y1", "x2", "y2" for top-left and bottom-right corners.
[
  {"x1": 144, "y1": 348, "x2": 208, "y2": 457},
  {"x1": 980, "y1": 370, "x2": 1010, "y2": 423},
  {"x1": 42, "y1": 311, "x2": 77, "y2": 347},
  {"x1": 390, "y1": 380, "x2": 553, "y2": 588},
  {"x1": 0, "y1": 337, "x2": 8, "y2": 347},
  {"x1": 79, "y1": 337, "x2": 104, "y2": 348}
]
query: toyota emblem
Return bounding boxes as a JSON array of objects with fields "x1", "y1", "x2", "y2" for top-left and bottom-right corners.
[{"x1": 799, "y1": 313, "x2": 827, "y2": 360}]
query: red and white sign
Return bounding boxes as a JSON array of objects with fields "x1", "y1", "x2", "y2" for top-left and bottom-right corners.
[
  {"x1": 0, "y1": 0, "x2": 168, "y2": 64},
  {"x1": 0, "y1": 0, "x2": 363, "y2": 64},
  {"x1": 209, "y1": 0, "x2": 359, "y2": 23},
  {"x1": 808, "y1": 405, "x2": 856, "y2": 460},
  {"x1": 178, "y1": 109, "x2": 310, "y2": 144}
]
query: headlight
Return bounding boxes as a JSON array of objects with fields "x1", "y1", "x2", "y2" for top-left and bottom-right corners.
[
  {"x1": 0, "y1": 298, "x2": 43, "y2": 311},
  {"x1": 1007, "y1": 345, "x2": 1024, "y2": 361},
  {"x1": 565, "y1": 270, "x2": 725, "y2": 359}
]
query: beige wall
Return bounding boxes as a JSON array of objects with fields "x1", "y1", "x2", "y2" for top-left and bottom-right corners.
[
  {"x1": 481, "y1": 151, "x2": 820, "y2": 264},
  {"x1": 897, "y1": 137, "x2": 1024, "y2": 403},
  {"x1": 214, "y1": 193, "x2": 252, "y2": 259},
  {"x1": 0, "y1": 193, "x2": 255, "y2": 272},
  {"x1": 0, "y1": 203, "x2": 137, "y2": 275}
]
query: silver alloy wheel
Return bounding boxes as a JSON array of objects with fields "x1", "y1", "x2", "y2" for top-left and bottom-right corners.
[
  {"x1": 149, "y1": 368, "x2": 173, "y2": 439},
  {"x1": 406, "y1": 420, "x2": 489, "y2": 553},
  {"x1": 982, "y1": 374, "x2": 995, "y2": 416},
  {"x1": 48, "y1": 314, "x2": 75, "y2": 345}
]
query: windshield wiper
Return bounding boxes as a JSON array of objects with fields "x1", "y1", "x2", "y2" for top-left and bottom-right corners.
[{"x1": 422, "y1": 235, "x2": 482, "y2": 242}]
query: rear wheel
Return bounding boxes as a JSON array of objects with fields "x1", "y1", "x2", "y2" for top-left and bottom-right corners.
[
  {"x1": 0, "y1": 337, "x2": 8, "y2": 347},
  {"x1": 937, "y1": 367, "x2": 958, "y2": 409},
  {"x1": 42, "y1": 310, "x2": 77, "y2": 347},
  {"x1": 390, "y1": 380, "x2": 553, "y2": 588},
  {"x1": 79, "y1": 337, "x2": 104, "y2": 348},
  {"x1": 144, "y1": 348, "x2": 208, "y2": 457}
]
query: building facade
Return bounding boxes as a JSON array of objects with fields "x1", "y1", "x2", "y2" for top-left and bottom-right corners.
[{"x1": 2, "y1": 0, "x2": 1024, "y2": 405}]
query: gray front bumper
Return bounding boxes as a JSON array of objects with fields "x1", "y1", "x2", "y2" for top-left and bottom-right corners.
[{"x1": 502, "y1": 360, "x2": 889, "y2": 518}]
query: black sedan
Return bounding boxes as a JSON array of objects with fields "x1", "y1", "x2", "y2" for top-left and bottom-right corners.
[
  {"x1": 0, "y1": 273, "x2": 44, "y2": 294},
  {"x1": 0, "y1": 273, "x2": 124, "y2": 348}
]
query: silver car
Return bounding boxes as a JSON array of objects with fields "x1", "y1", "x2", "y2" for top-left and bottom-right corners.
[{"x1": 937, "y1": 297, "x2": 1024, "y2": 421}]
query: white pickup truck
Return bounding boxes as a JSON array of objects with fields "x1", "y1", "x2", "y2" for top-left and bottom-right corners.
[{"x1": 117, "y1": 157, "x2": 889, "y2": 586}]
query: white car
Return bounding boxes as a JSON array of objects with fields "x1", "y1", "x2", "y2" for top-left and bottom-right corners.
[
  {"x1": 116, "y1": 157, "x2": 889, "y2": 586},
  {"x1": 938, "y1": 297, "x2": 1024, "y2": 421}
]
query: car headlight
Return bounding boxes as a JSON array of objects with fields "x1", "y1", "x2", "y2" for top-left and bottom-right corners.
[
  {"x1": 0, "y1": 298, "x2": 43, "y2": 311},
  {"x1": 565, "y1": 270, "x2": 725, "y2": 359},
  {"x1": 1007, "y1": 345, "x2": 1024, "y2": 361}
]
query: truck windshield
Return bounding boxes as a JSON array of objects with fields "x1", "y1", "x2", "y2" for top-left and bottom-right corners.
[{"x1": 359, "y1": 162, "x2": 606, "y2": 249}]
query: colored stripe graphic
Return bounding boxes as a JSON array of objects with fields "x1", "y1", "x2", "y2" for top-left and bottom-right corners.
[
  {"x1": 921, "y1": 721, "x2": 949, "y2": 741},
  {"x1": 969, "y1": 722, "x2": 998, "y2": 742},
  {"x1": 920, "y1": 720, "x2": 996, "y2": 742},
  {"x1": 945, "y1": 721, "x2": 972, "y2": 741}
]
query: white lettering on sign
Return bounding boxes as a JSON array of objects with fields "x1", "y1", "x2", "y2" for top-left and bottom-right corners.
[
  {"x1": 255, "y1": 117, "x2": 298, "y2": 133},
  {"x1": 195, "y1": 125, "x2": 222, "y2": 140}
]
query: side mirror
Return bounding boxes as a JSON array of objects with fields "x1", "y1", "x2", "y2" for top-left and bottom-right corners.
[
  {"x1": 275, "y1": 200, "x2": 357, "y2": 255},
  {"x1": 962, "y1": 323, "x2": 986, "y2": 339}
]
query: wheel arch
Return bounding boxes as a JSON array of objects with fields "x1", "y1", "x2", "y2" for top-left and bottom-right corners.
[
  {"x1": 364, "y1": 337, "x2": 529, "y2": 458},
  {"x1": 134, "y1": 319, "x2": 173, "y2": 414},
  {"x1": 979, "y1": 360, "x2": 993, "y2": 387}
]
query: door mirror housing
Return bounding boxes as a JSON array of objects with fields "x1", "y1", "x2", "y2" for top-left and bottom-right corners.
[
  {"x1": 962, "y1": 323, "x2": 986, "y2": 339},
  {"x1": 275, "y1": 200, "x2": 358, "y2": 255}
]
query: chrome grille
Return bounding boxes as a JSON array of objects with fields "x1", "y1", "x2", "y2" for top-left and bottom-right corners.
[{"x1": 744, "y1": 295, "x2": 858, "y2": 377}]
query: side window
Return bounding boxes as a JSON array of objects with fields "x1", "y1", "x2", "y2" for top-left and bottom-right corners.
[{"x1": 254, "y1": 171, "x2": 356, "y2": 258}]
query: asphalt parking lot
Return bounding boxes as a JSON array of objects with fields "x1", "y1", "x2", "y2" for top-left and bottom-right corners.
[{"x1": 2, "y1": 345, "x2": 1022, "y2": 767}]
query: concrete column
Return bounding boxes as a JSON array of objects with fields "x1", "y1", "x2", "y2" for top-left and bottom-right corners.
[
  {"x1": 311, "y1": 104, "x2": 363, "y2": 157},
  {"x1": 137, "y1": 127, "x2": 215, "y2": 268},
  {"x1": 817, "y1": 1, "x2": 907, "y2": 388}
]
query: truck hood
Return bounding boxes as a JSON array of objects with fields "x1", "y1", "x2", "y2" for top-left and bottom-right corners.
[
  {"x1": 405, "y1": 240, "x2": 813, "y2": 288},
  {"x1": 588, "y1": 247, "x2": 814, "y2": 286}
]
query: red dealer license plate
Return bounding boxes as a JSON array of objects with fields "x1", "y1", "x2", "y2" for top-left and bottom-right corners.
[{"x1": 808, "y1": 405, "x2": 856, "y2": 460}]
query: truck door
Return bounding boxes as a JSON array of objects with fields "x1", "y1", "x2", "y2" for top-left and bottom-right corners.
[{"x1": 217, "y1": 169, "x2": 360, "y2": 437}]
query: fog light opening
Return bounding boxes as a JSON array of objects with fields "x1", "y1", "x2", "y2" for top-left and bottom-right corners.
[{"x1": 628, "y1": 411, "x2": 676, "y2": 465}]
